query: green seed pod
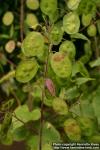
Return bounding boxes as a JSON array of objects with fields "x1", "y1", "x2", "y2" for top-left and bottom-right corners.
[
  {"x1": 40, "y1": 0, "x2": 57, "y2": 19},
  {"x1": 49, "y1": 22, "x2": 63, "y2": 45},
  {"x1": 26, "y1": 0, "x2": 39, "y2": 10},
  {"x1": 67, "y1": 0, "x2": 81, "y2": 10},
  {"x1": 50, "y1": 52, "x2": 72, "y2": 78},
  {"x1": 22, "y1": 31, "x2": 44, "y2": 57},
  {"x1": 59, "y1": 40, "x2": 76, "y2": 60},
  {"x1": 64, "y1": 118, "x2": 81, "y2": 141},
  {"x1": 82, "y1": 13, "x2": 92, "y2": 27},
  {"x1": 16, "y1": 59, "x2": 39, "y2": 83},
  {"x1": 63, "y1": 12, "x2": 80, "y2": 34},
  {"x1": 2, "y1": 11, "x2": 14, "y2": 26},
  {"x1": 78, "y1": 117, "x2": 95, "y2": 137},
  {"x1": 25, "y1": 13, "x2": 38, "y2": 29},
  {"x1": 52, "y1": 97, "x2": 68, "y2": 115},
  {"x1": 5, "y1": 40, "x2": 16, "y2": 53},
  {"x1": 87, "y1": 24, "x2": 97, "y2": 37}
]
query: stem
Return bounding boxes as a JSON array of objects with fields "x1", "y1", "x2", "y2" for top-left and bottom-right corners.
[
  {"x1": 39, "y1": 43, "x2": 52, "y2": 150},
  {"x1": 20, "y1": 0, "x2": 24, "y2": 42}
]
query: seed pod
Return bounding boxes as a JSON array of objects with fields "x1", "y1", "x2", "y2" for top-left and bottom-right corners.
[
  {"x1": 64, "y1": 118, "x2": 81, "y2": 141},
  {"x1": 2, "y1": 11, "x2": 14, "y2": 26},
  {"x1": 5, "y1": 40, "x2": 16, "y2": 53},
  {"x1": 26, "y1": 0, "x2": 39, "y2": 10},
  {"x1": 78, "y1": 117, "x2": 95, "y2": 137},
  {"x1": 45, "y1": 78, "x2": 56, "y2": 96},
  {"x1": 49, "y1": 22, "x2": 63, "y2": 45},
  {"x1": 40, "y1": 0, "x2": 57, "y2": 20},
  {"x1": 42, "y1": 144, "x2": 53, "y2": 150},
  {"x1": 22, "y1": 31, "x2": 44, "y2": 57},
  {"x1": 59, "y1": 40, "x2": 76, "y2": 60},
  {"x1": 25, "y1": 13, "x2": 38, "y2": 29},
  {"x1": 52, "y1": 97, "x2": 68, "y2": 115},
  {"x1": 87, "y1": 24, "x2": 97, "y2": 37},
  {"x1": 50, "y1": 52, "x2": 72, "y2": 78},
  {"x1": 82, "y1": 13, "x2": 92, "y2": 27},
  {"x1": 63, "y1": 12, "x2": 80, "y2": 34},
  {"x1": 67, "y1": 0, "x2": 81, "y2": 10},
  {"x1": 16, "y1": 59, "x2": 39, "y2": 83}
]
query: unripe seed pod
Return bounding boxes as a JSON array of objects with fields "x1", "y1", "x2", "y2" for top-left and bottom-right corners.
[
  {"x1": 26, "y1": 0, "x2": 39, "y2": 10},
  {"x1": 63, "y1": 12, "x2": 80, "y2": 34},
  {"x1": 22, "y1": 31, "x2": 44, "y2": 57},
  {"x1": 50, "y1": 52, "x2": 72, "y2": 78},
  {"x1": 82, "y1": 13, "x2": 92, "y2": 27},
  {"x1": 16, "y1": 59, "x2": 39, "y2": 83},
  {"x1": 25, "y1": 13, "x2": 38, "y2": 29},
  {"x1": 67, "y1": 0, "x2": 81, "y2": 10},
  {"x1": 40, "y1": 0, "x2": 57, "y2": 20},
  {"x1": 52, "y1": 97, "x2": 68, "y2": 115},
  {"x1": 64, "y1": 118, "x2": 81, "y2": 141},
  {"x1": 78, "y1": 117, "x2": 95, "y2": 137},
  {"x1": 87, "y1": 24, "x2": 97, "y2": 37},
  {"x1": 5, "y1": 40, "x2": 15, "y2": 53},
  {"x1": 59, "y1": 40, "x2": 76, "y2": 60},
  {"x1": 2, "y1": 11, "x2": 14, "y2": 26},
  {"x1": 49, "y1": 22, "x2": 63, "y2": 45}
]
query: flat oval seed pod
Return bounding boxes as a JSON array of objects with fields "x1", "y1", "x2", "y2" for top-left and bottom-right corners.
[
  {"x1": 49, "y1": 22, "x2": 63, "y2": 45},
  {"x1": 40, "y1": 0, "x2": 57, "y2": 17},
  {"x1": 22, "y1": 32, "x2": 44, "y2": 57},
  {"x1": 25, "y1": 13, "x2": 38, "y2": 29},
  {"x1": 52, "y1": 97, "x2": 68, "y2": 115},
  {"x1": 64, "y1": 118, "x2": 81, "y2": 141},
  {"x1": 82, "y1": 13, "x2": 93, "y2": 27},
  {"x1": 26, "y1": 0, "x2": 39, "y2": 10},
  {"x1": 67, "y1": 0, "x2": 81, "y2": 10},
  {"x1": 87, "y1": 24, "x2": 97, "y2": 37},
  {"x1": 63, "y1": 12, "x2": 80, "y2": 34},
  {"x1": 50, "y1": 52, "x2": 72, "y2": 78},
  {"x1": 5, "y1": 40, "x2": 16, "y2": 53},
  {"x1": 16, "y1": 59, "x2": 39, "y2": 83},
  {"x1": 59, "y1": 40, "x2": 76, "y2": 59},
  {"x1": 2, "y1": 11, "x2": 14, "y2": 26}
]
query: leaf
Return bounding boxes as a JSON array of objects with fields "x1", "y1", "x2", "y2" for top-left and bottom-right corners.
[
  {"x1": 92, "y1": 86, "x2": 100, "y2": 125},
  {"x1": 89, "y1": 57, "x2": 100, "y2": 67},
  {"x1": 75, "y1": 77, "x2": 95, "y2": 85},
  {"x1": 13, "y1": 126, "x2": 29, "y2": 142},
  {"x1": 45, "y1": 78, "x2": 56, "y2": 96},
  {"x1": 26, "y1": 135, "x2": 39, "y2": 150},
  {"x1": 42, "y1": 122, "x2": 61, "y2": 143},
  {"x1": 71, "y1": 33, "x2": 89, "y2": 41},
  {"x1": 30, "y1": 108, "x2": 41, "y2": 121}
]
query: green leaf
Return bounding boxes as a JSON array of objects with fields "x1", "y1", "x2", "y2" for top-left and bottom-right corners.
[
  {"x1": 92, "y1": 86, "x2": 100, "y2": 125},
  {"x1": 42, "y1": 122, "x2": 61, "y2": 143},
  {"x1": 13, "y1": 126, "x2": 29, "y2": 141},
  {"x1": 26, "y1": 135, "x2": 39, "y2": 150},
  {"x1": 71, "y1": 33, "x2": 89, "y2": 41},
  {"x1": 89, "y1": 57, "x2": 100, "y2": 67},
  {"x1": 30, "y1": 108, "x2": 41, "y2": 121},
  {"x1": 75, "y1": 77, "x2": 95, "y2": 85}
]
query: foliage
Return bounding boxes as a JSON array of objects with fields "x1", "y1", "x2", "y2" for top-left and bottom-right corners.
[{"x1": 0, "y1": 0, "x2": 100, "y2": 149}]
